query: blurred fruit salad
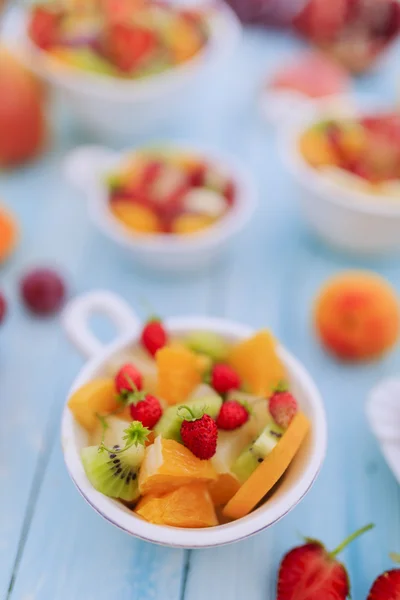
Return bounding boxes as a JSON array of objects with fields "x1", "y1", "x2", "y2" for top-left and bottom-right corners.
[
  {"x1": 106, "y1": 148, "x2": 236, "y2": 237},
  {"x1": 28, "y1": 0, "x2": 210, "y2": 80},
  {"x1": 68, "y1": 317, "x2": 310, "y2": 528},
  {"x1": 300, "y1": 112, "x2": 400, "y2": 197}
]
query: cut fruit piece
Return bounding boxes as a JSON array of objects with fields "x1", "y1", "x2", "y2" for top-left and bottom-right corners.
[
  {"x1": 209, "y1": 473, "x2": 241, "y2": 507},
  {"x1": 232, "y1": 422, "x2": 284, "y2": 484},
  {"x1": 81, "y1": 441, "x2": 144, "y2": 502},
  {"x1": 228, "y1": 331, "x2": 286, "y2": 397},
  {"x1": 138, "y1": 436, "x2": 217, "y2": 496},
  {"x1": 185, "y1": 331, "x2": 229, "y2": 363},
  {"x1": 111, "y1": 201, "x2": 162, "y2": 235},
  {"x1": 172, "y1": 214, "x2": 214, "y2": 235},
  {"x1": 212, "y1": 427, "x2": 256, "y2": 475},
  {"x1": 154, "y1": 390, "x2": 222, "y2": 441},
  {"x1": 156, "y1": 345, "x2": 201, "y2": 405},
  {"x1": 223, "y1": 413, "x2": 310, "y2": 520},
  {"x1": 107, "y1": 348, "x2": 158, "y2": 395},
  {"x1": 90, "y1": 415, "x2": 134, "y2": 447},
  {"x1": 50, "y1": 47, "x2": 115, "y2": 75},
  {"x1": 68, "y1": 379, "x2": 118, "y2": 432},
  {"x1": 136, "y1": 482, "x2": 218, "y2": 528},
  {"x1": 227, "y1": 390, "x2": 271, "y2": 433},
  {"x1": 0, "y1": 205, "x2": 18, "y2": 263}
]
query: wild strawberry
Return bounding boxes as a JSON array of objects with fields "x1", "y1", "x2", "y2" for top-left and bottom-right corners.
[
  {"x1": 216, "y1": 400, "x2": 250, "y2": 430},
  {"x1": 0, "y1": 292, "x2": 7, "y2": 324},
  {"x1": 141, "y1": 318, "x2": 168, "y2": 357},
  {"x1": 115, "y1": 363, "x2": 143, "y2": 395},
  {"x1": 106, "y1": 23, "x2": 156, "y2": 73},
  {"x1": 179, "y1": 407, "x2": 218, "y2": 460},
  {"x1": 277, "y1": 524, "x2": 374, "y2": 600},
  {"x1": 269, "y1": 383, "x2": 298, "y2": 429},
  {"x1": 367, "y1": 554, "x2": 400, "y2": 600},
  {"x1": 211, "y1": 364, "x2": 241, "y2": 395},
  {"x1": 129, "y1": 394, "x2": 162, "y2": 429},
  {"x1": 20, "y1": 268, "x2": 66, "y2": 316},
  {"x1": 28, "y1": 6, "x2": 61, "y2": 50}
]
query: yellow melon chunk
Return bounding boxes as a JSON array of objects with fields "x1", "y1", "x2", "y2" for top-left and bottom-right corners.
[
  {"x1": 68, "y1": 379, "x2": 118, "y2": 432},
  {"x1": 223, "y1": 412, "x2": 310, "y2": 520},
  {"x1": 228, "y1": 330, "x2": 286, "y2": 397},
  {"x1": 156, "y1": 345, "x2": 201, "y2": 405}
]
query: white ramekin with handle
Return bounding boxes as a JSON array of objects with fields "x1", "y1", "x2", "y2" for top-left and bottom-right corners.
[
  {"x1": 64, "y1": 144, "x2": 257, "y2": 273},
  {"x1": 61, "y1": 290, "x2": 327, "y2": 548}
]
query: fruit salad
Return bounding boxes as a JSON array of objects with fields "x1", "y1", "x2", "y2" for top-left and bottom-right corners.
[
  {"x1": 68, "y1": 316, "x2": 310, "y2": 528},
  {"x1": 106, "y1": 149, "x2": 236, "y2": 237},
  {"x1": 28, "y1": 0, "x2": 210, "y2": 80},
  {"x1": 299, "y1": 112, "x2": 400, "y2": 198}
]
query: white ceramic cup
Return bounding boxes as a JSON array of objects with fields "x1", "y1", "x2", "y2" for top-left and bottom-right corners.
[
  {"x1": 61, "y1": 290, "x2": 328, "y2": 548},
  {"x1": 64, "y1": 144, "x2": 257, "y2": 273}
]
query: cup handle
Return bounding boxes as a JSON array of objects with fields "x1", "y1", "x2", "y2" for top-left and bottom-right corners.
[
  {"x1": 62, "y1": 291, "x2": 141, "y2": 359},
  {"x1": 63, "y1": 145, "x2": 120, "y2": 195}
]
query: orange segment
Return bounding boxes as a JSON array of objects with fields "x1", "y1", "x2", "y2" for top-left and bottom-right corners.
[
  {"x1": 172, "y1": 214, "x2": 214, "y2": 235},
  {"x1": 228, "y1": 330, "x2": 286, "y2": 397},
  {"x1": 111, "y1": 202, "x2": 161, "y2": 235},
  {"x1": 68, "y1": 379, "x2": 118, "y2": 432},
  {"x1": 156, "y1": 345, "x2": 201, "y2": 405},
  {"x1": 223, "y1": 413, "x2": 310, "y2": 520},
  {"x1": 135, "y1": 483, "x2": 218, "y2": 528},
  {"x1": 138, "y1": 436, "x2": 217, "y2": 496},
  {"x1": 209, "y1": 473, "x2": 241, "y2": 507},
  {"x1": 0, "y1": 205, "x2": 18, "y2": 263}
]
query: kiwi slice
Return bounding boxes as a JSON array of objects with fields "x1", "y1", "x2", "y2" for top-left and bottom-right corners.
[
  {"x1": 154, "y1": 392, "x2": 222, "y2": 441},
  {"x1": 232, "y1": 422, "x2": 284, "y2": 484},
  {"x1": 185, "y1": 331, "x2": 229, "y2": 362},
  {"x1": 81, "y1": 442, "x2": 145, "y2": 502}
]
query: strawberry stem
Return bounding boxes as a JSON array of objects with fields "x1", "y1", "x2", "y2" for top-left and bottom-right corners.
[
  {"x1": 273, "y1": 380, "x2": 289, "y2": 394},
  {"x1": 329, "y1": 524, "x2": 374, "y2": 559}
]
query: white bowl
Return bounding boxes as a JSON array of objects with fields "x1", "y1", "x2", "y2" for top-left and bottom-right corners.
[
  {"x1": 12, "y1": 4, "x2": 240, "y2": 141},
  {"x1": 281, "y1": 99, "x2": 400, "y2": 256},
  {"x1": 64, "y1": 143, "x2": 257, "y2": 273},
  {"x1": 61, "y1": 290, "x2": 327, "y2": 548}
]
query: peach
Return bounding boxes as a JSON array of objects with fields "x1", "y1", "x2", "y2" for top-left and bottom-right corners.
[{"x1": 314, "y1": 271, "x2": 400, "y2": 361}]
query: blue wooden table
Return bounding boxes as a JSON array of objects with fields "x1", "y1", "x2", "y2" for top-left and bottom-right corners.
[{"x1": 1, "y1": 13, "x2": 400, "y2": 599}]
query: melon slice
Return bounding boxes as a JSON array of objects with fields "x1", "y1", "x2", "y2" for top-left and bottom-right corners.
[
  {"x1": 68, "y1": 379, "x2": 119, "y2": 432},
  {"x1": 223, "y1": 412, "x2": 310, "y2": 520}
]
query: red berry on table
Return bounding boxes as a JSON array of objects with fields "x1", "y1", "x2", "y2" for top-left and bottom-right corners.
[
  {"x1": 115, "y1": 363, "x2": 143, "y2": 395},
  {"x1": 269, "y1": 383, "x2": 298, "y2": 429},
  {"x1": 0, "y1": 292, "x2": 7, "y2": 324},
  {"x1": 141, "y1": 318, "x2": 168, "y2": 357},
  {"x1": 277, "y1": 524, "x2": 374, "y2": 600},
  {"x1": 367, "y1": 554, "x2": 400, "y2": 600},
  {"x1": 211, "y1": 364, "x2": 241, "y2": 395},
  {"x1": 20, "y1": 268, "x2": 66, "y2": 316},
  {"x1": 180, "y1": 408, "x2": 218, "y2": 460},
  {"x1": 130, "y1": 394, "x2": 162, "y2": 429},
  {"x1": 216, "y1": 400, "x2": 250, "y2": 430}
]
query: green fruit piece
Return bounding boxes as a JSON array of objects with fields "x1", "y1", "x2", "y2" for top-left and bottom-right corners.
[
  {"x1": 185, "y1": 331, "x2": 229, "y2": 362},
  {"x1": 154, "y1": 390, "x2": 222, "y2": 441},
  {"x1": 105, "y1": 172, "x2": 125, "y2": 192},
  {"x1": 63, "y1": 48, "x2": 116, "y2": 76},
  {"x1": 232, "y1": 422, "x2": 284, "y2": 484},
  {"x1": 81, "y1": 441, "x2": 145, "y2": 502}
]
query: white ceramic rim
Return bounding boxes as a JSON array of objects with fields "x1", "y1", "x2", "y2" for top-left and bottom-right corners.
[
  {"x1": 61, "y1": 291, "x2": 327, "y2": 548},
  {"x1": 281, "y1": 96, "x2": 400, "y2": 217},
  {"x1": 14, "y1": 2, "x2": 241, "y2": 102},
  {"x1": 65, "y1": 143, "x2": 258, "y2": 254}
]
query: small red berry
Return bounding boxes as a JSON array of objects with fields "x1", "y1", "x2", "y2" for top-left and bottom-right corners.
[
  {"x1": 211, "y1": 364, "x2": 241, "y2": 395},
  {"x1": 141, "y1": 319, "x2": 168, "y2": 357},
  {"x1": 216, "y1": 400, "x2": 249, "y2": 430},
  {"x1": 115, "y1": 363, "x2": 143, "y2": 395},
  {"x1": 130, "y1": 394, "x2": 162, "y2": 429},
  {"x1": 269, "y1": 384, "x2": 298, "y2": 429},
  {"x1": 20, "y1": 268, "x2": 66, "y2": 316},
  {"x1": 0, "y1": 292, "x2": 7, "y2": 324},
  {"x1": 180, "y1": 410, "x2": 218, "y2": 460},
  {"x1": 367, "y1": 554, "x2": 400, "y2": 600}
]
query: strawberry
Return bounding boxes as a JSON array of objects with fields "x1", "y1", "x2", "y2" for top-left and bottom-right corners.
[
  {"x1": 277, "y1": 524, "x2": 374, "y2": 600},
  {"x1": 129, "y1": 393, "x2": 162, "y2": 429},
  {"x1": 0, "y1": 292, "x2": 7, "y2": 325},
  {"x1": 141, "y1": 318, "x2": 168, "y2": 357},
  {"x1": 216, "y1": 400, "x2": 250, "y2": 430},
  {"x1": 211, "y1": 364, "x2": 241, "y2": 395},
  {"x1": 115, "y1": 363, "x2": 143, "y2": 395},
  {"x1": 179, "y1": 407, "x2": 218, "y2": 460},
  {"x1": 367, "y1": 554, "x2": 400, "y2": 600},
  {"x1": 28, "y1": 6, "x2": 61, "y2": 50},
  {"x1": 269, "y1": 383, "x2": 298, "y2": 429},
  {"x1": 106, "y1": 23, "x2": 156, "y2": 73}
]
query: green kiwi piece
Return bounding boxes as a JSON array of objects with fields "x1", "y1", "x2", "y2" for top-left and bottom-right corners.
[
  {"x1": 63, "y1": 48, "x2": 116, "y2": 76},
  {"x1": 154, "y1": 392, "x2": 223, "y2": 442},
  {"x1": 232, "y1": 422, "x2": 284, "y2": 484},
  {"x1": 81, "y1": 442, "x2": 145, "y2": 502},
  {"x1": 185, "y1": 331, "x2": 229, "y2": 362}
]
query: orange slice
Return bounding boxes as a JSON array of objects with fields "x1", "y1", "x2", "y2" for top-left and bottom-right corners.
[
  {"x1": 223, "y1": 412, "x2": 310, "y2": 520},
  {"x1": 156, "y1": 345, "x2": 201, "y2": 405},
  {"x1": 68, "y1": 379, "x2": 119, "y2": 432},
  {"x1": 209, "y1": 473, "x2": 241, "y2": 507},
  {"x1": 0, "y1": 205, "x2": 18, "y2": 263},
  {"x1": 111, "y1": 202, "x2": 161, "y2": 235},
  {"x1": 138, "y1": 436, "x2": 217, "y2": 496},
  {"x1": 228, "y1": 330, "x2": 286, "y2": 397},
  {"x1": 172, "y1": 214, "x2": 214, "y2": 235},
  {"x1": 135, "y1": 483, "x2": 218, "y2": 528}
]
